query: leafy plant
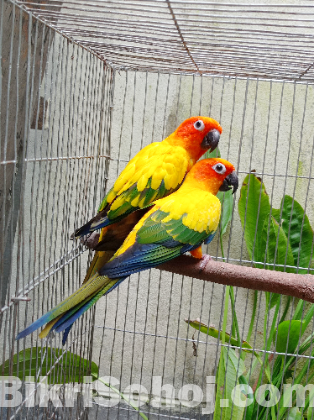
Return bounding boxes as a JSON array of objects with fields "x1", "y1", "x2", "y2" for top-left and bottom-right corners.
[
  {"x1": 95, "y1": 377, "x2": 149, "y2": 420},
  {"x1": 1, "y1": 347, "x2": 149, "y2": 419},
  {"x1": 188, "y1": 173, "x2": 314, "y2": 420},
  {"x1": 238, "y1": 174, "x2": 313, "y2": 275},
  {"x1": 0, "y1": 347, "x2": 98, "y2": 384},
  {"x1": 239, "y1": 175, "x2": 314, "y2": 420}
]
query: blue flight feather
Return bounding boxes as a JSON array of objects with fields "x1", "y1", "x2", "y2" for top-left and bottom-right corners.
[
  {"x1": 62, "y1": 325, "x2": 72, "y2": 345},
  {"x1": 204, "y1": 231, "x2": 217, "y2": 244},
  {"x1": 15, "y1": 310, "x2": 57, "y2": 340},
  {"x1": 100, "y1": 242, "x2": 195, "y2": 279}
]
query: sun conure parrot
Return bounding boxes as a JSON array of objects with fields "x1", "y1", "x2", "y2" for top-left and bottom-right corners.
[{"x1": 16, "y1": 158, "x2": 238, "y2": 342}]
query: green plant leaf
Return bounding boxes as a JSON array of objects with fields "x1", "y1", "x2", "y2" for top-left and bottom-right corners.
[
  {"x1": 205, "y1": 147, "x2": 221, "y2": 159},
  {"x1": 206, "y1": 148, "x2": 233, "y2": 237},
  {"x1": 186, "y1": 319, "x2": 273, "y2": 383},
  {"x1": 293, "y1": 299, "x2": 306, "y2": 321},
  {"x1": 287, "y1": 407, "x2": 303, "y2": 420},
  {"x1": 238, "y1": 174, "x2": 270, "y2": 264},
  {"x1": 217, "y1": 189, "x2": 234, "y2": 237},
  {"x1": 185, "y1": 319, "x2": 253, "y2": 353},
  {"x1": 214, "y1": 348, "x2": 246, "y2": 420},
  {"x1": 260, "y1": 216, "x2": 295, "y2": 308},
  {"x1": 271, "y1": 208, "x2": 281, "y2": 224},
  {"x1": 261, "y1": 216, "x2": 295, "y2": 273},
  {"x1": 225, "y1": 347, "x2": 246, "y2": 380},
  {"x1": 305, "y1": 386, "x2": 314, "y2": 419},
  {"x1": 239, "y1": 375, "x2": 254, "y2": 420},
  {"x1": 277, "y1": 196, "x2": 313, "y2": 274},
  {"x1": 269, "y1": 292, "x2": 281, "y2": 309},
  {"x1": 95, "y1": 377, "x2": 149, "y2": 420},
  {"x1": 275, "y1": 320, "x2": 306, "y2": 354},
  {"x1": 0, "y1": 348, "x2": 99, "y2": 384}
]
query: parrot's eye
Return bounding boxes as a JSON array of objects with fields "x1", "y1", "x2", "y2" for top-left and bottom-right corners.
[
  {"x1": 194, "y1": 120, "x2": 205, "y2": 131},
  {"x1": 213, "y1": 163, "x2": 226, "y2": 174}
]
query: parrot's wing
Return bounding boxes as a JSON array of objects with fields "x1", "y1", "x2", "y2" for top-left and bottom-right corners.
[
  {"x1": 74, "y1": 142, "x2": 189, "y2": 238},
  {"x1": 99, "y1": 209, "x2": 216, "y2": 279}
]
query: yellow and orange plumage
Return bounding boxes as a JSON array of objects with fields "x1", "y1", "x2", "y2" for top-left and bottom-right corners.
[
  {"x1": 74, "y1": 116, "x2": 222, "y2": 238},
  {"x1": 16, "y1": 158, "x2": 238, "y2": 343}
]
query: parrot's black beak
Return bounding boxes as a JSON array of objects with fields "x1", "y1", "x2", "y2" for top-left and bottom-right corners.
[
  {"x1": 219, "y1": 171, "x2": 238, "y2": 194},
  {"x1": 201, "y1": 129, "x2": 221, "y2": 152}
]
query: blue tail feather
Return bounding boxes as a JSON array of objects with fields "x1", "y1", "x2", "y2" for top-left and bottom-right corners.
[
  {"x1": 62, "y1": 325, "x2": 72, "y2": 345},
  {"x1": 15, "y1": 310, "x2": 57, "y2": 340},
  {"x1": 16, "y1": 276, "x2": 103, "y2": 340}
]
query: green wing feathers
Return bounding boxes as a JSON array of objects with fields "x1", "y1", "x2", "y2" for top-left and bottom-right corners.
[
  {"x1": 75, "y1": 144, "x2": 189, "y2": 237},
  {"x1": 137, "y1": 210, "x2": 213, "y2": 247}
]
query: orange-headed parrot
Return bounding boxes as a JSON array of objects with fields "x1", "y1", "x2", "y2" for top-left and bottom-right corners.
[
  {"x1": 74, "y1": 116, "x2": 222, "y2": 239},
  {"x1": 16, "y1": 158, "x2": 238, "y2": 342}
]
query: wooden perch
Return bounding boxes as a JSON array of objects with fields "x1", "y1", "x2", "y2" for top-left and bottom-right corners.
[{"x1": 158, "y1": 255, "x2": 314, "y2": 303}]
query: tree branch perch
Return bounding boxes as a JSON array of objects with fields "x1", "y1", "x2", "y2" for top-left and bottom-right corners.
[{"x1": 158, "y1": 255, "x2": 314, "y2": 303}]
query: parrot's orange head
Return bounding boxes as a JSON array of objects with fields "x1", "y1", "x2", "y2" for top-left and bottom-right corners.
[
  {"x1": 186, "y1": 158, "x2": 238, "y2": 196},
  {"x1": 166, "y1": 116, "x2": 222, "y2": 162}
]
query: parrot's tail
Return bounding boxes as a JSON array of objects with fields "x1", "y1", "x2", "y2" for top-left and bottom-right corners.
[
  {"x1": 56, "y1": 277, "x2": 125, "y2": 335},
  {"x1": 58, "y1": 250, "x2": 115, "y2": 344},
  {"x1": 16, "y1": 272, "x2": 124, "y2": 341},
  {"x1": 83, "y1": 251, "x2": 115, "y2": 285}
]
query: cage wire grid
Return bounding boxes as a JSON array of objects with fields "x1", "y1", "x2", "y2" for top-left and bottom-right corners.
[{"x1": 2, "y1": 1, "x2": 314, "y2": 420}]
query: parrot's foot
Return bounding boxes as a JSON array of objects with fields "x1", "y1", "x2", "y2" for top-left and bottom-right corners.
[
  {"x1": 198, "y1": 254, "x2": 212, "y2": 273},
  {"x1": 81, "y1": 232, "x2": 100, "y2": 250},
  {"x1": 190, "y1": 246, "x2": 203, "y2": 259}
]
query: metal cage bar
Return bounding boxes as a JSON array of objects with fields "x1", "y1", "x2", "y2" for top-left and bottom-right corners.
[{"x1": 2, "y1": 1, "x2": 314, "y2": 420}]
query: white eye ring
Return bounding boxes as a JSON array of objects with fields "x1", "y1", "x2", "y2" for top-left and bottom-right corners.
[
  {"x1": 194, "y1": 120, "x2": 205, "y2": 131},
  {"x1": 213, "y1": 163, "x2": 226, "y2": 174}
]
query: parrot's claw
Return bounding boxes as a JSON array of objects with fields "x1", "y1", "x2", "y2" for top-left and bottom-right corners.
[
  {"x1": 198, "y1": 254, "x2": 212, "y2": 273},
  {"x1": 81, "y1": 232, "x2": 100, "y2": 250}
]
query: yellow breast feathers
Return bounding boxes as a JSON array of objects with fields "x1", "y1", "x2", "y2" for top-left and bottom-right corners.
[{"x1": 155, "y1": 187, "x2": 221, "y2": 234}]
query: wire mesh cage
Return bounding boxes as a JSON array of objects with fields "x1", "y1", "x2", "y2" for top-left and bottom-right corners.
[{"x1": 2, "y1": 1, "x2": 314, "y2": 419}]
